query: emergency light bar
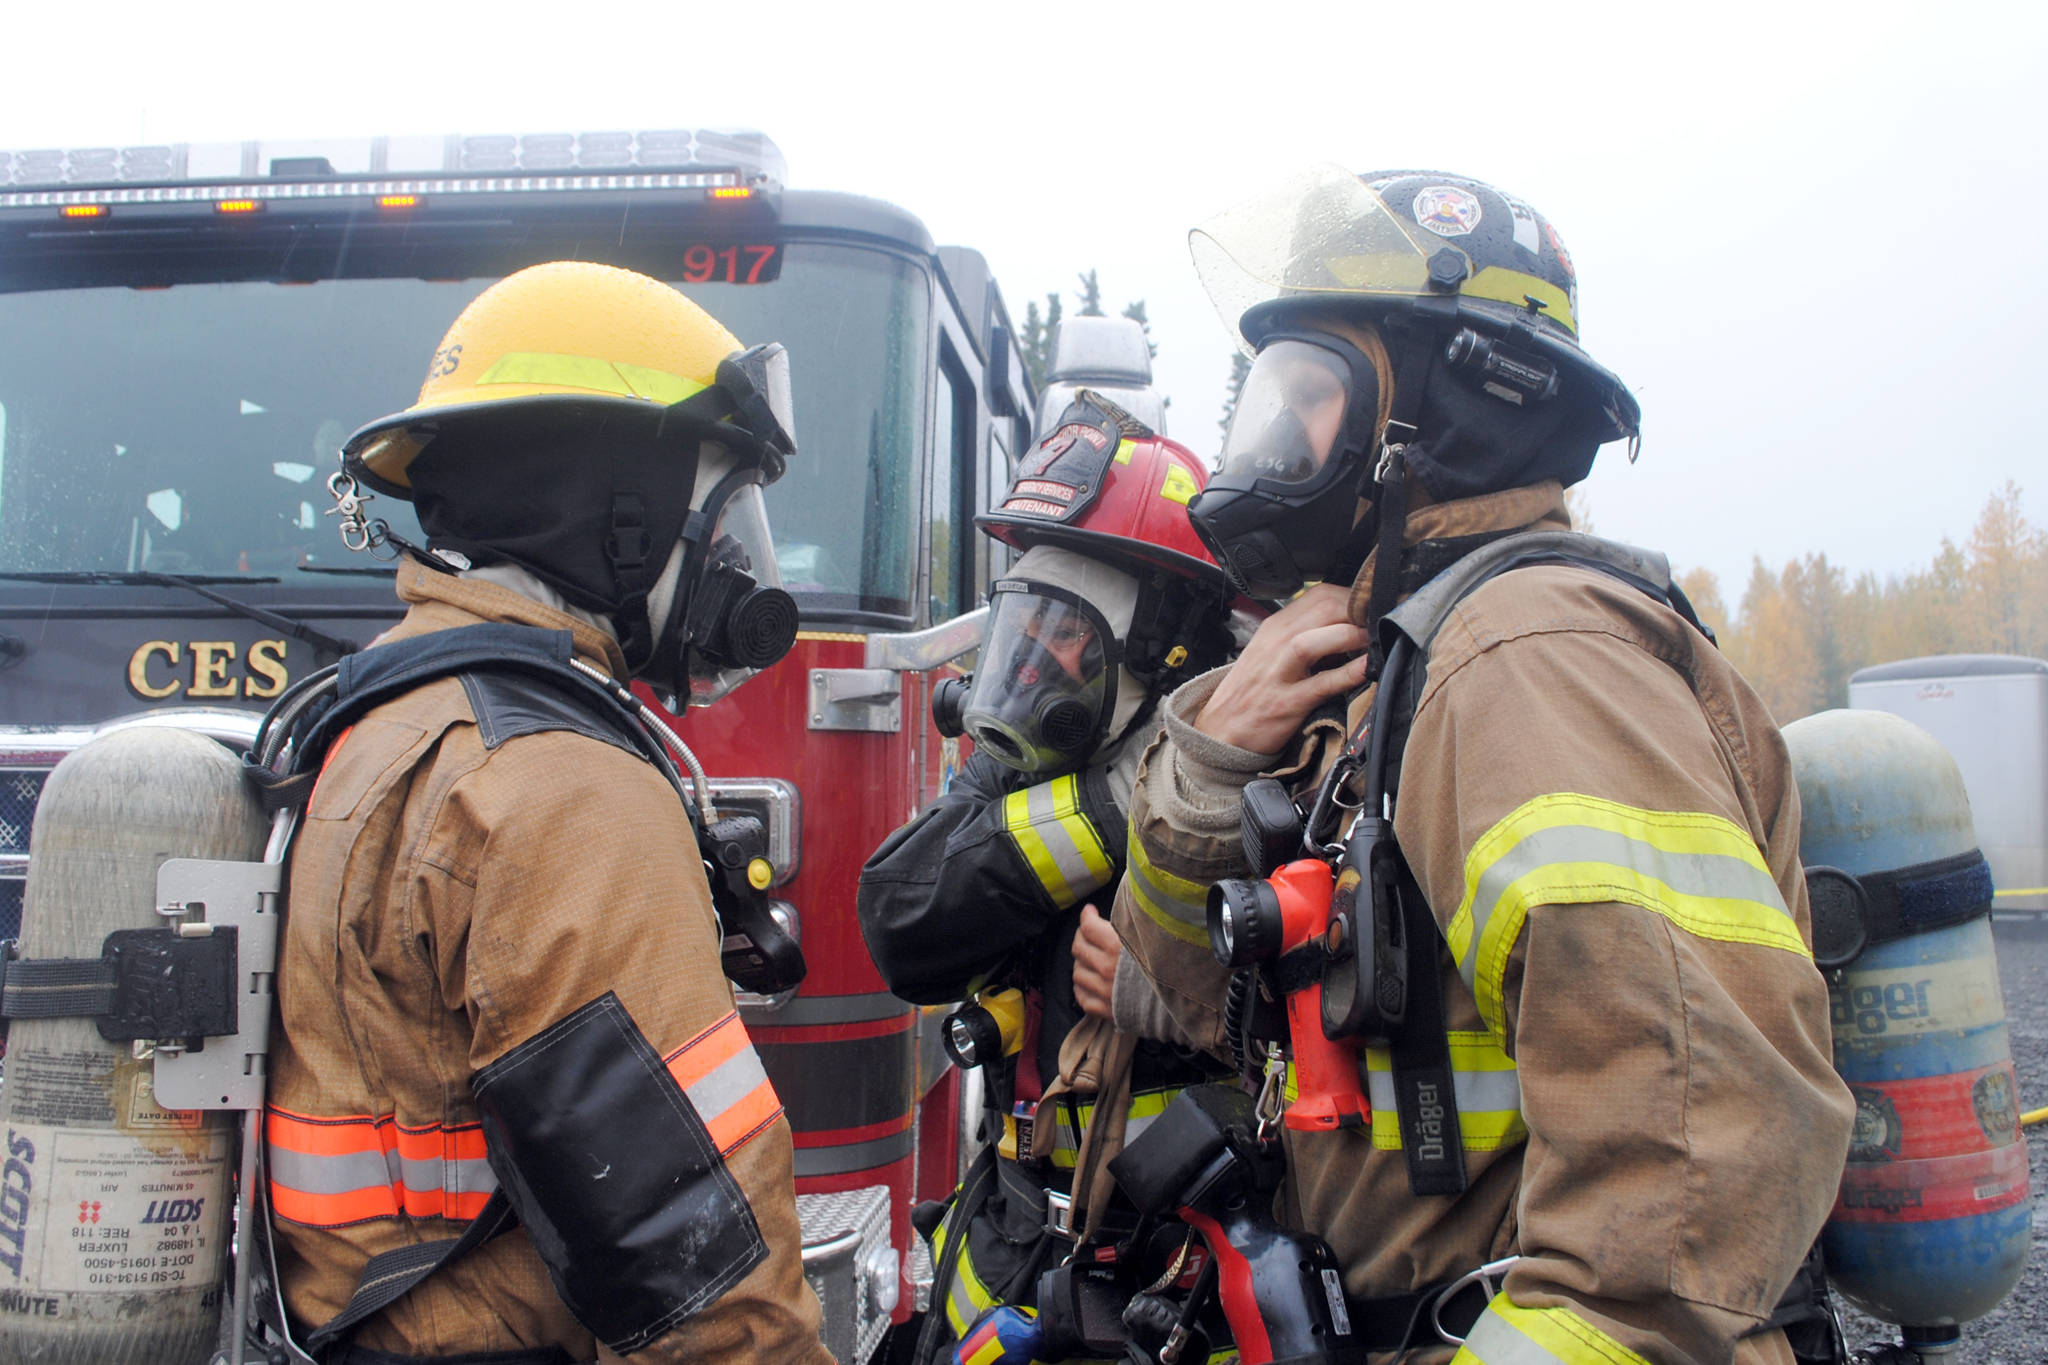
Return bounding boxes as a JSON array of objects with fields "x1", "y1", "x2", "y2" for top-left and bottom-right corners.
[{"x1": 0, "y1": 128, "x2": 786, "y2": 209}]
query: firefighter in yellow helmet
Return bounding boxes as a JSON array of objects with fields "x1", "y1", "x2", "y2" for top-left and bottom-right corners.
[
  {"x1": 1108, "y1": 170, "x2": 1855, "y2": 1364},
  {"x1": 265, "y1": 262, "x2": 829, "y2": 1362}
]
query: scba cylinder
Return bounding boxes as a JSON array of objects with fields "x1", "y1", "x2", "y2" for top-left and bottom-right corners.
[
  {"x1": 1784, "y1": 709, "x2": 2030, "y2": 1330},
  {"x1": 0, "y1": 727, "x2": 265, "y2": 1363}
]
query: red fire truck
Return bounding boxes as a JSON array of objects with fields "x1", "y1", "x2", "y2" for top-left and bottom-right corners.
[{"x1": 0, "y1": 128, "x2": 1034, "y2": 1361}]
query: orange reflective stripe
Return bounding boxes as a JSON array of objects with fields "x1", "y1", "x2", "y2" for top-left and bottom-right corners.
[
  {"x1": 666, "y1": 1011, "x2": 749, "y2": 1089},
  {"x1": 267, "y1": 1106, "x2": 497, "y2": 1229},
  {"x1": 704, "y1": 1077, "x2": 783, "y2": 1155},
  {"x1": 665, "y1": 1011, "x2": 784, "y2": 1157}
]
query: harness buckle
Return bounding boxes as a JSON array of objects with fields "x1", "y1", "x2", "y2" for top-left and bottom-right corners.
[
  {"x1": 1431, "y1": 1255, "x2": 1519, "y2": 1345},
  {"x1": 1044, "y1": 1188, "x2": 1076, "y2": 1240}
]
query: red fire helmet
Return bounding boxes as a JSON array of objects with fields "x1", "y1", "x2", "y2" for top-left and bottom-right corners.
[{"x1": 977, "y1": 391, "x2": 1225, "y2": 589}]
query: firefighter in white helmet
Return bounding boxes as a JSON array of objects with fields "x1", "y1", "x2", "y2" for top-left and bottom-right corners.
[
  {"x1": 1108, "y1": 169, "x2": 1855, "y2": 1364},
  {"x1": 266, "y1": 261, "x2": 829, "y2": 1363}
]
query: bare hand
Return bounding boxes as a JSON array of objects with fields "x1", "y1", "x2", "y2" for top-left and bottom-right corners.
[
  {"x1": 1194, "y1": 584, "x2": 1371, "y2": 754},
  {"x1": 1072, "y1": 904, "x2": 1121, "y2": 1020}
]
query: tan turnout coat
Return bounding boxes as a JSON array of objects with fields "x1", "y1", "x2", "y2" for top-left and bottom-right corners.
[
  {"x1": 267, "y1": 562, "x2": 828, "y2": 1363},
  {"x1": 1113, "y1": 484, "x2": 1854, "y2": 1365}
]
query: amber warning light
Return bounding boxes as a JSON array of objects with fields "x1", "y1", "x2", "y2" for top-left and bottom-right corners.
[
  {"x1": 61, "y1": 204, "x2": 109, "y2": 219},
  {"x1": 214, "y1": 199, "x2": 264, "y2": 215},
  {"x1": 377, "y1": 194, "x2": 420, "y2": 210},
  {"x1": 710, "y1": 186, "x2": 754, "y2": 200}
]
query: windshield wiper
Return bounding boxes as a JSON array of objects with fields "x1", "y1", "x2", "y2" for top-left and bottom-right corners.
[
  {"x1": 296, "y1": 564, "x2": 398, "y2": 576},
  {"x1": 0, "y1": 570, "x2": 361, "y2": 657}
]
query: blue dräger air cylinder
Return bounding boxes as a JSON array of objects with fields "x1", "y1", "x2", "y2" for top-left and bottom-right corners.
[{"x1": 1783, "y1": 709, "x2": 2030, "y2": 1332}]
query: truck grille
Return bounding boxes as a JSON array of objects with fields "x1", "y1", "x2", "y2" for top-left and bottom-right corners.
[{"x1": 0, "y1": 768, "x2": 47, "y2": 940}]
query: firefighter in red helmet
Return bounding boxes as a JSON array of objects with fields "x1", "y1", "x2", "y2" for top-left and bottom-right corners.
[
  {"x1": 858, "y1": 394, "x2": 1246, "y2": 1360},
  {"x1": 1109, "y1": 168, "x2": 1855, "y2": 1364}
]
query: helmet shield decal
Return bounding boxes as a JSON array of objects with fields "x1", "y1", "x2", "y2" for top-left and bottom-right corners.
[
  {"x1": 991, "y1": 403, "x2": 1124, "y2": 528},
  {"x1": 1218, "y1": 339, "x2": 1359, "y2": 485},
  {"x1": 962, "y1": 580, "x2": 1117, "y2": 775},
  {"x1": 1191, "y1": 165, "x2": 1435, "y2": 351}
]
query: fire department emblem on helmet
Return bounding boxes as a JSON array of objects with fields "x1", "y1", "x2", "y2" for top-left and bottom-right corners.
[{"x1": 1412, "y1": 186, "x2": 1482, "y2": 238}]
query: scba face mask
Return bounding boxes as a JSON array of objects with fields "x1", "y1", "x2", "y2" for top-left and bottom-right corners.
[
  {"x1": 962, "y1": 580, "x2": 1118, "y2": 774},
  {"x1": 643, "y1": 468, "x2": 799, "y2": 707},
  {"x1": 1189, "y1": 332, "x2": 1386, "y2": 599}
]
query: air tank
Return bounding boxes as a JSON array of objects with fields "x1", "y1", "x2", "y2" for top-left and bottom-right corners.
[
  {"x1": 1784, "y1": 709, "x2": 2030, "y2": 1340},
  {"x1": 0, "y1": 727, "x2": 264, "y2": 1363}
]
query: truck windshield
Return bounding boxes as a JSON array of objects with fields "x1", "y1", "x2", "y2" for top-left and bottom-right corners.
[{"x1": 0, "y1": 243, "x2": 929, "y2": 621}]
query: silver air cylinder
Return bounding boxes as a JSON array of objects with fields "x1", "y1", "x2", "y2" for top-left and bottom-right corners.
[{"x1": 0, "y1": 727, "x2": 264, "y2": 1363}]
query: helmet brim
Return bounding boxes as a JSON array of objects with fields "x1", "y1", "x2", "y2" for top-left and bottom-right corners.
[{"x1": 975, "y1": 514, "x2": 1230, "y2": 590}]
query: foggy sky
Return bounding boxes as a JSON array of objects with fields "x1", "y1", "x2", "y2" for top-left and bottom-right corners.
[{"x1": 7, "y1": 0, "x2": 2041, "y2": 594}]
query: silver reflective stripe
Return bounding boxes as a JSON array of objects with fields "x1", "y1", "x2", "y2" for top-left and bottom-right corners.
[
  {"x1": 1461, "y1": 824, "x2": 1790, "y2": 987},
  {"x1": 1461, "y1": 1306, "x2": 1571, "y2": 1365},
  {"x1": 1365, "y1": 1064, "x2": 1521, "y2": 1117},
  {"x1": 396, "y1": 1151, "x2": 498, "y2": 1201},
  {"x1": 1126, "y1": 852, "x2": 1206, "y2": 930},
  {"x1": 267, "y1": 1144, "x2": 390, "y2": 1197},
  {"x1": 686, "y1": 1044, "x2": 770, "y2": 1121}
]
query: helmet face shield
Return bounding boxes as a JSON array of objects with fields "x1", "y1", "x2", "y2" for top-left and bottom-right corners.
[
  {"x1": 962, "y1": 580, "x2": 1118, "y2": 775},
  {"x1": 1191, "y1": 165, "x2": 1436, "y2": 351},
  {"x1": 1218, "y1": 340, "x2": 1358, "y2": 485}
]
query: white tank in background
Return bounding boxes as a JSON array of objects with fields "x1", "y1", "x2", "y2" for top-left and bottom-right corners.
[{"x1": 1849, "y1": 654, "x2": 2048, "y2": 912}]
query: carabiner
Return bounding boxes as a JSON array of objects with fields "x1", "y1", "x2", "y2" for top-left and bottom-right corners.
[
  {"x1": 1254, "y1": 1046, "x2": 1287, "y2": 1145},
  {"x1": 1432, "y1": 1255, "x2": 1519, "y2": 1345}
]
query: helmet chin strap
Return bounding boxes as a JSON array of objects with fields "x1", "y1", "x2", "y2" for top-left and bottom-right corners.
[{"x1": 1356, "y1": 312, "x2": 1447, "y2": 680}]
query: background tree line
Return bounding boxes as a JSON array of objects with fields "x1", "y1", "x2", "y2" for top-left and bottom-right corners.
[{"x1": 1671, "y1": 481, "x2": 2048, "y2": 723}]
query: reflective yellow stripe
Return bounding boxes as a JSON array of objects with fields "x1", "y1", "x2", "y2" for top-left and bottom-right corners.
[
  {"x1": 931, "y1": 1206, "x2": 995, "y2": 1336},
  {"x1": 1452, "y1": 1295, "x2": 1651, "y2": 1365},
  {"x1": 1037, "y1": 1087, "x2": 1181, "y2": 1170},
  {"x1": 1448, "y1": 793, "x2": 1806, "y2": 1036},
  {"x1": 1126, "y1": 837, "x2": 1212, "y2": 946},
  {"x1": 1002, "y1": 776, "x2": 1114, "y2": 906},
  {"x1": 1114, "y1": 438, "x2": 1136, "y2": 465},
  {"x1": 1364, "y1": 1032, "x2": 1525, "y2": 1152},
  {"x1": 475, "y1": 350, "x2": 708, "y2": 404},
  {"x1": 1460, "y1": 268, "x2": 1578, "y2": 337}
]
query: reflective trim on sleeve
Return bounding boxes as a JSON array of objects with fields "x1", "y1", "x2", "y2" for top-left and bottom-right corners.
[
  {"x1": 1126, "y1": 836, "x2": 1214, "y2": 946},
  {"x1": 266, "y1": 1106, "x2": 496, "y2": 1229},
  {"x1": 1446, "y1": 793, "x2": 1807, "y2": 1035},
  {"x1": 1001, "y1": 774, "x2": 1115, "y2": 907},
  {"x1": 1451, "y1": 1294, "x2": 1652, "y2": 1365},
  {"x1": 664, "y1": 1010, "x2": 785, "y2": 1157},
  {"x1": 1364, "y1": 1032, "x2": 1526, "y2": 1152}
]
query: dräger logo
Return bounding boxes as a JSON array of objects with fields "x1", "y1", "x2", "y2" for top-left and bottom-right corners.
[
  {"x1": 1412, "y1": 1081, "x2": 1448, "y2": 1163},
  {"x1": 0, "y1": 1130, "x2": 34, "y2": 1280}
]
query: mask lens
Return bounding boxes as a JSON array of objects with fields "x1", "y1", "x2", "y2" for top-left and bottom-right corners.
[
  {"x1": 1218, "y1": 340, "x2": 1356, "y2": 484},
  {"x1": 962, "y1": 585, "x2": 1113, "y2": 774}
]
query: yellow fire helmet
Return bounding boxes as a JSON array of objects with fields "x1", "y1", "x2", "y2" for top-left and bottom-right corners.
[{"x1": 343, "y1": 260, "x2": 795, "y2": 498}]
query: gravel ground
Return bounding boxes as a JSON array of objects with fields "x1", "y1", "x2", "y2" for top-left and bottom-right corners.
[{"x1": 1833, "y1": 914, "x2": 2047, "y2": 1363}]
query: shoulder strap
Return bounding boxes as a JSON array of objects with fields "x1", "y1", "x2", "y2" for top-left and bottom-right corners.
[
  {"x1": 253, "y1": 623, "x2": 688, "y2": 812},
  {"x1": 1340, "y1": 532, "x2": 1709, "y2": 1199}
]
